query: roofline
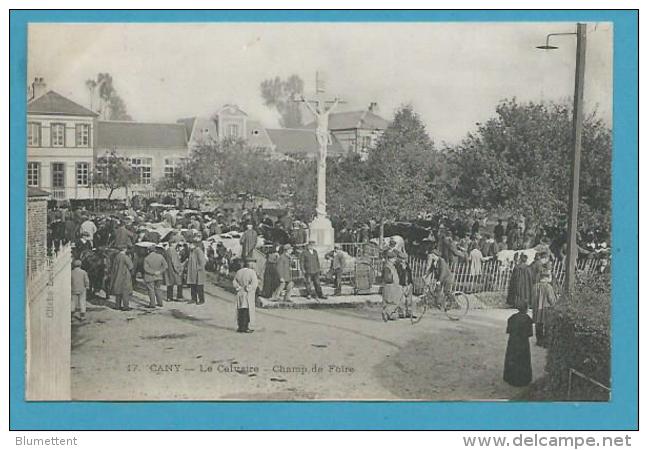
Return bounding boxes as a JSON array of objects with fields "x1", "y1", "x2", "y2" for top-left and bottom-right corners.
[
  {"x1": 266, "y1": 127, "x2": 317, "y2": 132},
  {"x1": 98, "y1": 120, "x2": 186, "y2": 127},
  {"x1": 27, "y1": 110, "x2": 99, "y2": 118},
  {"x1": 95, "y1": 145, "x2": 188, "y2": 150},
  {"x1": 327, "y1": 127, "x2": 386, "y2": 132}
]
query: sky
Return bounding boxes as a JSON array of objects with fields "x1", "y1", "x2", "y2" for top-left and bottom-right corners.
[{"x1": 27, "y1": 22, "x2": 612, "y2": 144}]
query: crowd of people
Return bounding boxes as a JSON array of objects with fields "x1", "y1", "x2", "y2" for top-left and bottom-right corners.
[{"x1": 49, "y1": 200, "x2": 609, "y2": 347}]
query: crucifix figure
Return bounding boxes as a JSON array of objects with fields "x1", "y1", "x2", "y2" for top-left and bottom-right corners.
[{"x1": 298, "y1": 94, "x2": 341, "y2": 219}]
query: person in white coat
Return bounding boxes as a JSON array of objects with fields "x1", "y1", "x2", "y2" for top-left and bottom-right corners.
[{"x1": 233, "y1": 259, "x2": 258, "y2": 333}]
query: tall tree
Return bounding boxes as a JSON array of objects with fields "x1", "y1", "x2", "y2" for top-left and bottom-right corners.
[
  {"x1": 185, "y1": 138, "x2": 297, "y2": 203},
  {"x1": 85, "y1": 73, "x2": 132, "y2": 121},
  {"x1": 446, "y1": 98, "x2": 611, "y2": 232},
  {"x1": 364, "y1": 105, "x2": 438, "y2": 241},
  {"x1": 260, "y1": 75, "x2": 305, "y2": 128}
]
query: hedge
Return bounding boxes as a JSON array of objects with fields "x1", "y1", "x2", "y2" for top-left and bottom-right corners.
[{"x1": 545, "y1": 272, "x2": 611, "y2": 401}]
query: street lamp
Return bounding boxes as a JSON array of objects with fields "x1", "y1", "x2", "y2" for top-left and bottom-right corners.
[{"x1": 536, "y1": 23, "x2": 587, "y2": 295}]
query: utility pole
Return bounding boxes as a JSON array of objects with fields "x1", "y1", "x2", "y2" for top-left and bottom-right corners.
[{"x1": 564, "y1": 23, "x2": 587, "y2": 294}]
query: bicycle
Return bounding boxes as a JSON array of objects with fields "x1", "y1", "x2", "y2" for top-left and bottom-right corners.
[{"x1": 410, "y1": 278, "x2": 469, "y2": 323}]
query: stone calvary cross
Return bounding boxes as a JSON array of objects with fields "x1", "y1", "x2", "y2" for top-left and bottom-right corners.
[{"x1": 293, "y1": 72, "x2": 344, "y2": 250}]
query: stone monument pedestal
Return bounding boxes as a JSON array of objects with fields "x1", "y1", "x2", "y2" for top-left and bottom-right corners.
[{"x1": 309, "y1": 215, "x2": 335, "y2": 258}]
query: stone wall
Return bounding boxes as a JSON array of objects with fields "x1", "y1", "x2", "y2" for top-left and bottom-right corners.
[
  {"x1": 27, "y1": 195, "x2": 48, "y2": 276},
  {"x1": 26, "y1": 245, "x2": 72, "y2": 400}
]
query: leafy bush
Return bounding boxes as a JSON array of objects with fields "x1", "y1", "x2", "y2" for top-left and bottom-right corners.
[{"x1": 545, "y1": 272, "x2": 611, "y2": 400}]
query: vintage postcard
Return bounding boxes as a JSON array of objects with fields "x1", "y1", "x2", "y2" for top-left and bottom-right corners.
[{"x1": 22, "y1": 19, "x2": 618, "y2": 406}]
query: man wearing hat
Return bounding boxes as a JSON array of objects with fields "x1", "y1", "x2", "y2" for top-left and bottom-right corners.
[
  {"x1": 164, "y1": 236, "x2": 184, "y2": 302},
  {"x1": 71, "y1": 259, "x2": 90, "y2": 319},
  {"x1": 72, "y1": 230, "x2": 93, "y2": 259},
  {"x1": 426, "y1": 249, "x2": 453, "y2": 299},
  {"x1": 143, "y1": 244, "x2": 168, "y2": 308},
  {"x1": 110, "y1": 246, "x2": 134, "y2": 311},
  {"x1": 186, "y1": 239, "x2": 207, "y2": 304},
  {"x1": 274, "y1": 244, "x2": 294, "y2": 302},
  {"x1": 112, "y1": 220, "x2": 134, "y2": 249},
  {"x1": 381, "y1": 249, "x2": 402, "y2": 321},
  {"x1": 300, "y1": 240, "x2": 327, "y2": 300},
  {"x1": 325, "y1": 244, "x2": 347, "y2": 296},
  {"x1": 233, "y1": 259, "x2": 258, "y2": 333},
  {"x1": 240, "y1": 222, "x2": 258, "y2": 261}
]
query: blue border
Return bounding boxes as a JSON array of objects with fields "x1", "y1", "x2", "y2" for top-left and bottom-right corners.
[{"x1": 9, "y1": 10, "x2": 638, "y2": 430}]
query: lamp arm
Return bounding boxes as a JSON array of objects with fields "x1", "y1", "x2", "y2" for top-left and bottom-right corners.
[{"x1": 544, "y1": 32, "x2": 577, "y2": 47}]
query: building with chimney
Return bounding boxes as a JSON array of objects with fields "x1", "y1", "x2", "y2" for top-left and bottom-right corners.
[{"x1": 26, "y1": 78, "x2": 98, "y2": 200}]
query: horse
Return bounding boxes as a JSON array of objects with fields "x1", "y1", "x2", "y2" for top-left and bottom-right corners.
[{"x1": 78, "y1": 248, "x2": 109, "y2": 298}]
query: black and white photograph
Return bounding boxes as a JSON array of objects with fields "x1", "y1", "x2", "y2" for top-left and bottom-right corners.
[{"x1": 24, "y1": 22, "x2": 613, "y2": 402}]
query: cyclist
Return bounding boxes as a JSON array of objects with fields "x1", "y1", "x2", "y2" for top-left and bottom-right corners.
[{"x1": 425, "y1": 249, "x2": 453, "y2": 305}]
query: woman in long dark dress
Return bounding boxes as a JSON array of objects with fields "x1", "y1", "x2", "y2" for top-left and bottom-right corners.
[
  {"x1": 503, "y1": 301, "x2": 534, "y2": 387},
  {"x1": 262, "y1": 246, "x2": 281, "y2": 299}
]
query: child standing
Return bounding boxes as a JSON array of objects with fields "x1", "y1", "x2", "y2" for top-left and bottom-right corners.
[{"x1": 71, "y1": 259, "x2": 90, "y2": 320}]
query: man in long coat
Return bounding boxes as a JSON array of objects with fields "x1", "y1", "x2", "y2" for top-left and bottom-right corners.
[
  {"x1": 240, "y1": 223, "x2": 258, "y2": 261},
  {"x1": 64, "y1": 215, "x2": 77, "y2": 245},
  {"x1": 325, "y1": 244, "x2": 347, "y2": 296},
  {"x1": 274, "y1": 244, "x2": 294, "y2": 302},
  {"x1": 299, "y1": 240, "x2": 327, "y2": 300},
  {"x1": 381, "y1": 250, "x2": 402, "y2": 321},
  {"x1": 233, "y1": 259, "x2": 258, "y2": 332},
  {"x1": 164, "y1": 240, "x2": 184, "y2": 302},
  {"x1": 110, "y1": 247, "x2": 134, "y2": 310},
  {"x1": 112, "y1": 221, "x2": 134, "y2": 249},
  {"x1": 143, "y1": 245, "x2": 168, "y2": 308},
  {"x1": 186, "y1": 240, "x2": 207, "y2": 304}
]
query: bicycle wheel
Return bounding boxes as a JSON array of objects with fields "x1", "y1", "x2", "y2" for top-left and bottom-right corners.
[
  {"x1": 410, "y1": 294, "x2": 428, "y2": 324},
  {"x1": 444, "y1": 291, "x2": 469, "y2": 321}
]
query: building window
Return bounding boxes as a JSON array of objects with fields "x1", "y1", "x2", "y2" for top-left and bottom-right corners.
[
  {"x1": 131, "y1": 157, "x2": 152, "y2": 185},
  {"x1": 51, "y1": 162, "x2": 65, "y2": 188},
  {"x1": 226, "y1": 124, "x2": 240, "y2": 138},
  {"x1": 361, "y1": 136, "x2": 372, "y2": 149},
  {"x1": 76, "y1": 162, "x2": 90, "y2": 187},
  {"x1": 164, "y1": 158, "x2": 178, "y2": 177},
  {"x1": 51, "y1": 123, "x2": 66, "y2": 147},
  {"x1": 27, "y1": 162, "x2": 40, "y2": 187},
  {"x1": 75, "y1": 124, "x2": 90, "y2": 147},
  {"x1": 27, "y1": 122, "x2": 41, "y2": 147}
]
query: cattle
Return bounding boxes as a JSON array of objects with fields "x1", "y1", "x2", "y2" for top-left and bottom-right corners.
[
  {"x1": 259, "y1": 224, "x2": 291, "y2": 246},
  {"x1": 78, "y1": 247, "x2": 115, "y2": 298},
  {"x1": 496, "y1": 248, "x2": 538, "y2": 267},
  {"x1": 369, "y1": 235, "x2": 407, "y2": 255}
]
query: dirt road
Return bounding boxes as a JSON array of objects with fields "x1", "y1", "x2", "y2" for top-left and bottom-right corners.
[{"x1": 71, "y1": 285, "x2": 546, "y2": 401}]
